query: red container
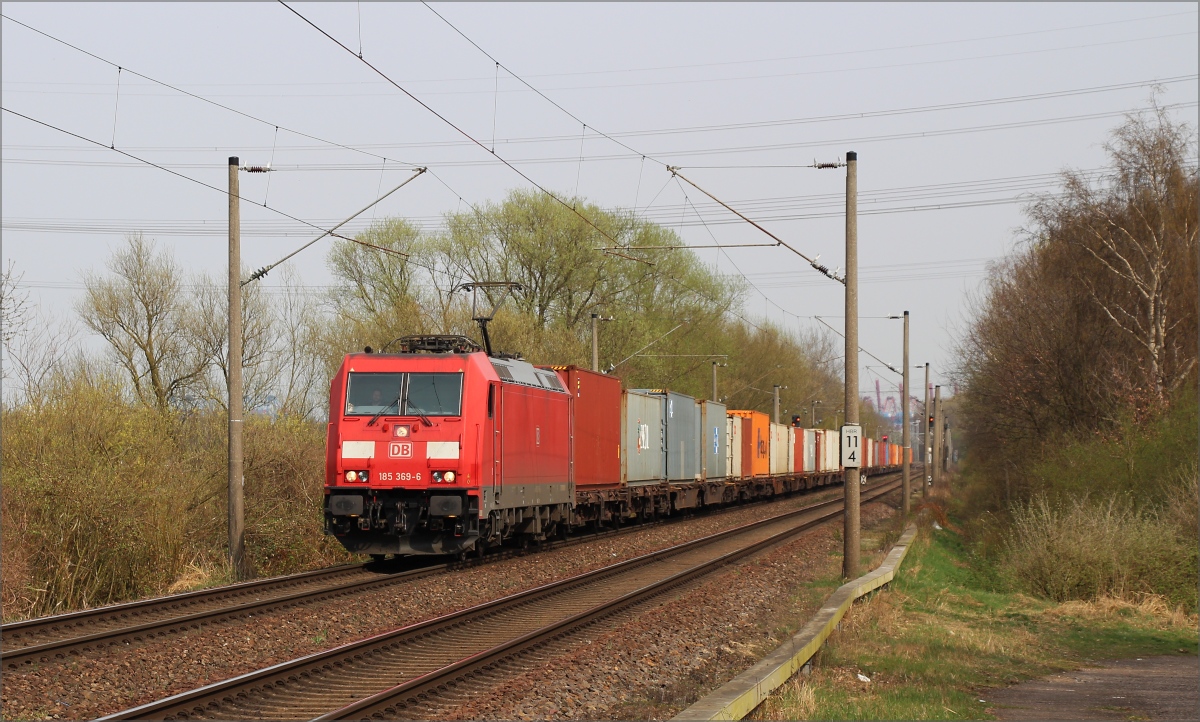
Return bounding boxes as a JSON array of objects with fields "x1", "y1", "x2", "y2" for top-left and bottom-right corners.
[
  {"x1": 545, "y1": 365, "x2": 622, "y2": 490},
  {"x1": 496, "y1": 380, "x2": 570, "y2": 490}
]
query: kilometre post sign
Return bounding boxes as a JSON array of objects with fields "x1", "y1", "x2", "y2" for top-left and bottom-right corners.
[{"x1": 841, "y1": 424, "x2": 862, "y2": 468}]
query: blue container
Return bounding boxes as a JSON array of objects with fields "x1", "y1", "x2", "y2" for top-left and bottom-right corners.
[
  {"x1": 700, "y1": 400, "x2": 728, "y2": 480},
  {"x1": 634, "y1": 390, "x2": 701, "y2": 483}
]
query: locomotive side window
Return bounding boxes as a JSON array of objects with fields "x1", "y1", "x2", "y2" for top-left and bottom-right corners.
[
  {"x1": 345, "y1": 373, "x2": 404, "y2": 415},
  {"x1": 405, "y1": 373, "x2": 463, "y2": 416},
  {"x1": 487, "y1": 384, "x2": 495, "y2": 418}
]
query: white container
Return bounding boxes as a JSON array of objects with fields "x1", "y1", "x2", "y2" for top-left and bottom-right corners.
[
  {"x1": 724, "y1": 414, "x2": 734, "y2": 477},
  {"x1": 803, "y1": 429, "x2": 816, "y2": 472},
  {"x1": 787, "y1": 427, "x2": 796, "y2": 474},
  {"x1": 770, "y1": 422, "x2": 789, "y2": 476}
]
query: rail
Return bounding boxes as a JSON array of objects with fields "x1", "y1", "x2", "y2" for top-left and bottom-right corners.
[
  {"x1": 2, "y1": 470, "x2": 895, "y2": 670},
  {"x1": 102, "y1": 475, "x2": 905, "y2": 721}
]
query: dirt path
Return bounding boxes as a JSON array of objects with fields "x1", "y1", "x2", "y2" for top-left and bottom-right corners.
[{"x1": 986, "y1": 655, "x2": 1198, "y2": 720}]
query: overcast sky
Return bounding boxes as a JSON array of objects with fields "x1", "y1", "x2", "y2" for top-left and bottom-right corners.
[{"x1": 3, "y1": 2, "x2": 1197, "y2": 407}]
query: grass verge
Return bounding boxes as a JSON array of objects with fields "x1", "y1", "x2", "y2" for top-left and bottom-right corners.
[{"x1": 751, "y1": 505, "x2": 1197, "y2": 720}]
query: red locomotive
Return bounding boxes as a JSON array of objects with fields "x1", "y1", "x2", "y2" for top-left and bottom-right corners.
[{"x1": 323, "y1": 334, "x2": 908, "y2": 559}]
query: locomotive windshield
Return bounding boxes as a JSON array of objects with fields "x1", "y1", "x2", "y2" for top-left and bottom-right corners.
[
  {"x1": 406, "y1": 373, "x2": 463, "y2": 416},
  {"x1": 344, "y1": 372, "x2": 462, "y2": 416},
  {"x1": 345, "y1": 373, "x2": 403, "y2": 415}
]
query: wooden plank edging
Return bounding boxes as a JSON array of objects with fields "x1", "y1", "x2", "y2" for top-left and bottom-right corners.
[{"x1": 672, "y1": 524, "x2": 920, "y2": 721}]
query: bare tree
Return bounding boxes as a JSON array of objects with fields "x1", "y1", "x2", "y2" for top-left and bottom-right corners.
[
  {"x1": 188, "y1": 269, "x2": 277, "y2": 412},
  {"x1": 1029, "y1": 101, "x2": 1198, "y2": 406},
  {"x1": 78, "y1": 233, "x2": 207, "y2": 411},
  {"x1": 3, "y1": 311, "x2": 81, "y2": 406},
  {"x1": 264, "y1": 265, "x2": 325, "y2": 418},
  {"x1": 1, "y1": 260, "x2": 30, "y2": 351}
]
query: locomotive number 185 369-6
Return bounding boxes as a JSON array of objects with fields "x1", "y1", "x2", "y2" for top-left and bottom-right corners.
[{"x1": 375, "y1": 472, "x2": 422, "y2": 482}]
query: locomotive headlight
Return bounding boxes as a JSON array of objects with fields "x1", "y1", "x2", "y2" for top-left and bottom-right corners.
[
  {"x1": 432, "y1": 471, "x2": 443, "y2": 483},
  {"x1": 345, "y1": 470, "x2": 358, "y2": 482},
  {"x1": 393, "y1": 425, "x2": 409, "y2": 438},
  {"x1": 443, "y1": 471, "x2": 456, "y2": 483}
]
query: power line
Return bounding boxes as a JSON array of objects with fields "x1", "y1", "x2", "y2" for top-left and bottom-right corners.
[
  {"x1": 573, "y1": 76, "x2": 1198, "y2": 142},
  {"x1": 11, "y1": 31, "x2": 1190, "y2": 99},
  {"x1": 6, "y1": 10, "x2": 1190, "y2": 90},
  {"x1": 7, "y1": 87, "x2": 1192, "y2": 162},
  {"x1": 396, "y1": 4, "x2": 1196, "y2": 300},
  {"x1": 2, "y1": 165, "x2": 1122, "y2": 226},
  {"x1": 0, "y1": 13, "x2": 422, "y2": 169},
  {"x1": 473, "y1": 10, "x2": 1195, "y2": 79},
  {"x1": 449, "y1": 31, "x2": 1197, "y2": 95}
]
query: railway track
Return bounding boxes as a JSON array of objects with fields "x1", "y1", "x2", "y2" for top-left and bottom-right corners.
[
  {"x1": 2, "y1": 473, "x2": 893, "y2": 671},
  {"x1": 104, "y1": 476, "x2": 905, "y2": 721},
  {"x1": 0, "y1": 561, "x2": 407, "y2": 670}
]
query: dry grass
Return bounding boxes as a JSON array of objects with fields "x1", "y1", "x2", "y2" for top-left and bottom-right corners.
[
  {"x1": 755, "y1": 677, "x2": 817, "y2": 720},
  {"x1": 1043, "y1": 594, "x2": 1198, "y2": 631},
  {"x1": 1001, "y1": 490, "x2": 1198, "y2": 609},
  {"x1": 1, "y1": 370, "x2": 352, "y2": 621}
]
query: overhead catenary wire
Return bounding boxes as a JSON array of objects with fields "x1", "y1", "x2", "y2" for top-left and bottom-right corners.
[
  {"x1": 246, "y1": 167, "x2": 427, "y2": 285},
  {"x1": 279, "y1": 1, "x2": 638, "y2": 261},
  {"x1": 1, "y1": 13, "x2": 483, "y2": 281},
  {"x1": 109, "y1": 66, "x2": 122, "y2": 148},
  {"x1": 415, "y1": 2, "x2": 849, "y2": 286},
  {"x1": 4, "y1": 5, "x2": 642, "y2": 308},
  {"x1": 9, "y1": 8, "x2": 1185, "y2": 371},
  {"x1": 669, "y1": 166, "x2": 844, "y2": 283},
  {"x1": 1, "y1": 107, "x2": 417, "y2": 266},
  {"x1": 376, "y1": 5, "x2": 1196, "y2": 301},
  {"x1": 673, "y1": 182, "x2": 801, "y2": 337},
  {"x1": 421, "y1": 1, "x2": 671, "y2": 168},
  {"x1": 813, "y1": 316, "x2": 901, "y2": 376},
  {"x1": 263, "y1": 126, "x2": 280, "y2": 206}
]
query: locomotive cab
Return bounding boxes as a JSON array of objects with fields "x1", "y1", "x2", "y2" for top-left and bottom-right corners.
[
  {"x1": 323, "y1": 335, "x2": 571, "y2": 557},
  {"x1": 324, "y1": 347, "x2": 484, "y2": 556}
]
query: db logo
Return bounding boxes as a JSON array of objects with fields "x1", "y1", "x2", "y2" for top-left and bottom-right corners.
[{"x1": 388, "y1": 442, "x2": 413, "y2": 459}]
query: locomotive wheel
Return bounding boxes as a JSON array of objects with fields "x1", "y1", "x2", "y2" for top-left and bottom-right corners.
[{"x1": 370, "y1": 554, "x2": 387, "y2": 563}]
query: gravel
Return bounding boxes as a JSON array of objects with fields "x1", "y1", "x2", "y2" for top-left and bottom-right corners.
[
  {"x1": 427, "y1": 492, "x2": 903, "y2": 721},
  {"x1": 2, "y1": 482, "x2": 866, "y2": 721}
]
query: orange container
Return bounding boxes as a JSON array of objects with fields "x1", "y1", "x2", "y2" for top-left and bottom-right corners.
[{"x1": 728, "y1": 410, "x2": 770, "y2": 477}]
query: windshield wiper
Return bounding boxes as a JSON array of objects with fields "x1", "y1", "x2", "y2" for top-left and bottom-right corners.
[{"x1": 367, "y1": 393, "x2": 402, "y2": 427}]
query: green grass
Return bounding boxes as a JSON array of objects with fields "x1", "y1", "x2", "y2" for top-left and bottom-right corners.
[{"x1": 752, "y1": 512, "x2": 1198, "y2": 721}]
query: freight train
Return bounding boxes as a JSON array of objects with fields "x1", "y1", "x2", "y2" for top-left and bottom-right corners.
[{"x1": 323, "y1": 335, "x2": 908, "y2": 558}]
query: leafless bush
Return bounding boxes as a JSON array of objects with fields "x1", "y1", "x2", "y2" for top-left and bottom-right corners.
[{"x1": 1001, "y1": 493, "x2": 1197, "y2": 610}]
